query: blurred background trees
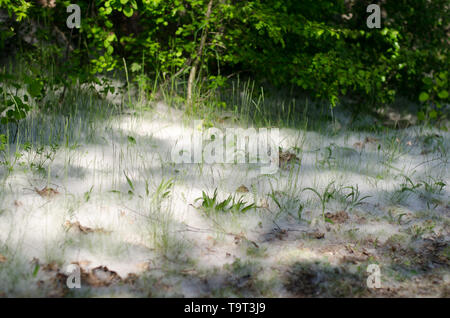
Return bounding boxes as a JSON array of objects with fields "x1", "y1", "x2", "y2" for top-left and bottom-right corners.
[{"x1": 0, "y1": 0, "x2": 448, "y2": 121}]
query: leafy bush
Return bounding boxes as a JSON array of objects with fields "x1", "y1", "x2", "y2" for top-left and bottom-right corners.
[
  {"x1": 0, "y1": 0, "x2": 448, "y2": 112},
  {"x1": 418, "y1": 71, "x2": 448, "y2": 122}
]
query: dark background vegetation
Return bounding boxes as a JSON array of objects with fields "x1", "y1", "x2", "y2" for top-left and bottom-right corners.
[{"x1": 0, "y1": 0, "x2": 448, "y2": 125}]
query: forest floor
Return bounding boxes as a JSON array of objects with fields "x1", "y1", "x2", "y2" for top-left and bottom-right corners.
[{"x1": 0, "y1": 86, "x2": 449, "y2": 297}]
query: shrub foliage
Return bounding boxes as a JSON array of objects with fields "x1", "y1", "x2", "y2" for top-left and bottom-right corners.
[{"x1": 0, "y1": 0, "x2": 448, "y2": 112}]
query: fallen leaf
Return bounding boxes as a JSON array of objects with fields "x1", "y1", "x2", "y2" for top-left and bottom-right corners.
[
  {"x1": 35, "y1": 187, "x2": 59, "y2": 198},
  {"x1": 84, "y1": 266, "x2": 122, "y2": 287},
  {"x1": 64, "y1": 221, "x2": 110, "y2": 234},
  {"x1": 308, "y1": 231, "x2": 325, "y2": 239},
  {"x1": 0, "y1": 254, "x2": 7, "y2": 263},
  {"x1": 364, "y1": 137, "x2": 380, "y2": 144},
  {"x1": 345, "y1": 244, "x2": 356, "y2": 254},
  {"x1": 355, "y1": 215, "x2": 367, "y2": 224},
  {"x1": 259, "y1": 198, "x2": 269, "y2": 209},
  {"x1": 14, "y1": 200, "x2": 23, "y2": 207},
  {"x1": 275, "y1": 229, "x2": 288, "y2": 240},
  {"x1": 279, "y1": 150, "x2": 299, "y2": 167},
  {"x1": 341, "y1": 245, "x2": 370, "y2": 264},
  {"x1": 342, "y1": 255, "x2": 365, "y2": 264},
  {"x1": 236, "y1": 185, "x2": 249, "y2": 193},
  {"x1": 124, "y1": 273, "x2": 138, "y2": 284},
  {"x1": 42, "y1": 262, "x2": 59, "y2": 272},
  {"x1": 64, "y1": 221, "x2": 92, "y2": 233},
  {"x1": 325, "y1": 211, "x2": 349, "y2": 224},
  {"x1": 362, "y1": 248, "x2": 371, "y2": 256},
  {"x1": 137, "y1": 262, "x2": 150, "y2": 272}
]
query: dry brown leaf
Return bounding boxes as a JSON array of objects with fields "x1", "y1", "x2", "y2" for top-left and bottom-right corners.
[
  {"x1": 355, "y1": 215, "x2": 367, "y2": 224},
  {"x1": 57, "y1": 266, "x2": 122, "y2": 288},
  {"x1": 362, "y1": 248, "x2": 371, "y2": 256},
  {"x1": 124, "y1": 273, "x2": 138, "y2": 284},
  {"x1": 35, "y1": 187, "x2": 59, "y2": 198},
  {"x1": 14, "y1": 200, "x2": 23, "y2": 207},
  {"x1": 341, "y1": 245, "x2": 370, "y2": 264},
  {"x1": 236, "y1": 185, "x2": 249, "y2": 193},
  {"x1": 307, "y1": 231, "x2": 325, "y2": 239},
  {"x1": 64, "y1": 221, "x2": 93, "y2": 233},
  {"x1": 137, "y1": 262, "x2": 150, "y2": 272},
  {"x1": 233, "y1": 232, "x2": 247, "y2": 245},
  {"x1": 259, "y1": 198, "x2": 269, "y2": 209},
  {"x1": 279, "y1": 150, "x2": 298, "y2": 167},
  {"x1": 57, "y1": 264, "x2": 121, "y2": 288},
  {"x1": 275, "y1": 229, "x2": 288, "y2": 240},
  {"x1": 342, "y1": 255, "x2": 367, "y2": 264},
  {"x1": 87, "y1": 266, "x2": 122, "y2": 287},
  {"x1": 42, "y1": 262, "x2": 59, "y2": 272},
  {"x1": 314, "y1": 232, "x2": 325, "y2": 239},
  {"x1": 64, "y1": 221, "x2": 110, "y2": 234},
  {"x1": 364, "y1": 137, "x2": 380, "y2": 144},
  {"x1": 0, "y1": 254, "x2": 7, "y2": 263},
  {"x1": 345, "y1": 244, "x2": 356, "y2": 254},
  {"x1": 325, "y1": 211, "x2": 349, "y2": 224}
]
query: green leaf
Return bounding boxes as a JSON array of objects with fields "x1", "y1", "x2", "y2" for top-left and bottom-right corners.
[
  {"x1": 422, "y1": 78, "x2": 433, "y2": 86},
  {"x1": 105, "y1": 20, "x2": 113, "y2": 28},
  {"x1": 417, "y1": 111, "x2": 425, "y2": 121},
  {"x1": 438, "y1": 90, "x2": 448, "y2": 99},
  {"x1": 124, "y1": 171, "x2": 134, "y2": 191},
  {"x1": 419, "y1": 92, "x2": 429, "y2": 102},
  {"x1": 28, "y1": 80, "x2": 43, "y2": 98},
  {"x1": 123, "y1": 7, "x2": 133, "y2": 17},
  {"x1": 127, "y1": 135, "x2": 136, "y2": 145},
  {"x1": 130, "y1": 63, "x2": 141, "y2": 72},
  {"x1": 32, "y1": 263, "x2": 40, "y2": 277}
]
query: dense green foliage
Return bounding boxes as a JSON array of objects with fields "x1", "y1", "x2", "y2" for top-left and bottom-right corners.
[{"x1": 0, "y1": 0, "x2": 448, "y2": 118}]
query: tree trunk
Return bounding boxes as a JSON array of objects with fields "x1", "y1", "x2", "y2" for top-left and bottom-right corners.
[{"x1": 187, "y1": 0, "x2": 214, "y2": 107}]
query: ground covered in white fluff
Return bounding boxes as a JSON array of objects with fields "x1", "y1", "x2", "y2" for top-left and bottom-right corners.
[{"x1": 0, "y1": 96, "x2": 448, "y2": 297}]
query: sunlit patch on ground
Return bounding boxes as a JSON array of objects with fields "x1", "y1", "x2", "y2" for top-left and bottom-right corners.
[{"x1": 0, "y1": 98, "x2": 448, "y2": 297}]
